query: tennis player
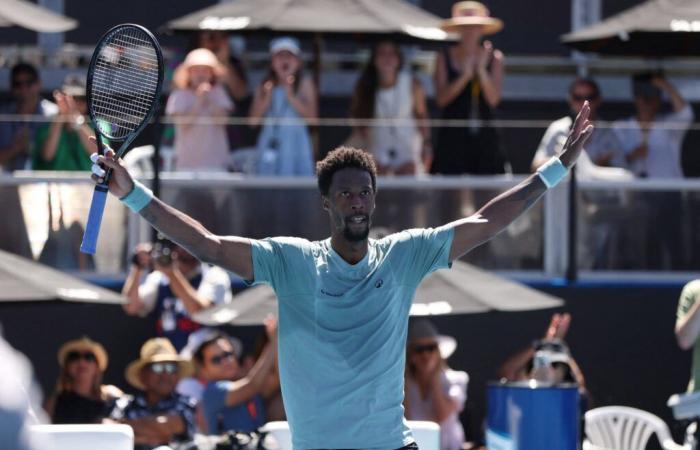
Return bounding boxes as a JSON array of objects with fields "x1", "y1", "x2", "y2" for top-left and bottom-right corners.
[{"x1": 92, "y1": 103, "x2": 592, "y2": 449}]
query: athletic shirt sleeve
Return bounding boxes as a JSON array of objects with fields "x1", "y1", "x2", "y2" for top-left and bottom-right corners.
[
  {"x1": 389, "y1": 225, "x2": 454, "y2": 288},
  {"x1": 249, "y1": 237, "x2": 314, "y2": 293}
]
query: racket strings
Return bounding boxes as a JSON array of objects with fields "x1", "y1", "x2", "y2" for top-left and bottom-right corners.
[{"x1": 90, "y1": 27, "x2": 160, "y2": 140}]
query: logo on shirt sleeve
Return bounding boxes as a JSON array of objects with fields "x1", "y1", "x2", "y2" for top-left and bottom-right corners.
[{"x1": 375, "y1": 279, "x2": 383, "y2": 288}]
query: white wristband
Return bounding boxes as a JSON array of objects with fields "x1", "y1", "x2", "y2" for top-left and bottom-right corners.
[{"x1": 537, "y1": 157, "x2": 568, "y2": 189}]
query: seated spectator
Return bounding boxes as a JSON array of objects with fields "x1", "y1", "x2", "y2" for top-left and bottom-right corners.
[
  {"x1": 498, "y1": 313, "x2": 588, "y2": 403},
  {"x1": 531, "y1": 77, "x2": 628, "y2": 177},
  {"x1": 196, "y1": 318, "x2": 277, "y2": 434},
  {"x1": 167, "y1": 48, "x2": 233, "y2": 171},
  {"x1": 240, "y1": 326, "x2": 285, "y2": 421},
  {"x1": 349, "y1": 40, "x2": 431, "y2": 175},
  {"x1": 109, "y1": 338, "x2": 196, "y2": 450},
  {"x1": 32, "y1": 74, "x2": 93, "y2": 171},
  {"x1": 0, "y1": 62, "x2": 58, "y2": 172},
  {"x1": 249, "y1": 36, "x2": 316, "y2": 175},
  {"x1": 404, "y1": 319, "x2": 468, "y2": 450},
  {"x1": 122, "y1": 242, "x2": 233, "y2": 351},
  {"x1": 44, "y1": 337, "x2": 121, "y2": 424}
]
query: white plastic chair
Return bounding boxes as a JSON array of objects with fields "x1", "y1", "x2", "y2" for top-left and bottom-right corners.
[
  {"x1": 261, "y1": 420, "x2": 440, "y2": 450},
  {"x1": 29, "y1": 424, "x2": 134, "y2": 450},
  {"x1": 584, "y1": 406, "x2": 689, "y2": 450}
]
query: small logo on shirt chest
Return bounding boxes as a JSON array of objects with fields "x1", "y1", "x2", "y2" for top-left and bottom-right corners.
[{"x1": 375, "y1": 279, "x2": 383, "y2": 288}]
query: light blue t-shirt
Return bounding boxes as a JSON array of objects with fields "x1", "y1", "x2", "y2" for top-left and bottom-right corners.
[{"x1": 250, "y1": 226, "x2": 454, "y2": 449}]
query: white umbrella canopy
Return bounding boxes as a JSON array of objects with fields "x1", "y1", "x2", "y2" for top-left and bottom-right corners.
[
  {"x1": 0, "y1": 0, "x2": 77, "y2": 32},
  {"x1": 0, "y1": 250, "x2": 124, "y2": 304},
  {"x1": 195, "y1": 261, "x2": 564, "y2": 326}
]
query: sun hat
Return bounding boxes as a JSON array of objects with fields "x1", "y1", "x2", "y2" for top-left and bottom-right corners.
[
  {"x1": 57, "y1": 337, "x2": 108, "y2": 371},
  {"x1": 270, "y1": 36, "x2": 301, "y2": 56},
  {"x1": 440, "y1": 1, "x2": 503, "y2": 35},
  {"x1": 125, "y1": 338, "x2": 193, "y2": 390},
  {"x1": 179, "y1": 328, "x2": 243, "y2": 361},
  {"x1": 172, "y1": 48, "x2": 225, "y2": 89},
  {"x1": 407, "y1": 318, "x2": 457, "y2": 359}
]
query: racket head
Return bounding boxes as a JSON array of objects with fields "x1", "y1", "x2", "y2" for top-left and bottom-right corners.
[{"x1": 86, "y1": 23, "x2": 164, "y2": 154}]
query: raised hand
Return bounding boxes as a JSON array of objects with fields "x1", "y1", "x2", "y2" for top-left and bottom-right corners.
[
  {"x1": 558, "y1": 101, "x2": 594, "y2": 168},
  {"x1": 89, "y1": 137, "x2": 135, "y2": 198},
  {"x1": 478, "y1": 40, "x2": 494, "y2": 73}
]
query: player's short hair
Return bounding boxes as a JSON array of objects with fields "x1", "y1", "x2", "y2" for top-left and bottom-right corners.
[
  {"x1": 10, "y1": 62, "x2": 39, "y2": 83},
  {"x1": 316, "y1": 146, "x2": 377, "y2": 196}
]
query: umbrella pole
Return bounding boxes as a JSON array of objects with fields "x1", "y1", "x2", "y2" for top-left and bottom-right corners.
[{"x1": 566, "y1": 167, "x2": 578, "y2": 282}]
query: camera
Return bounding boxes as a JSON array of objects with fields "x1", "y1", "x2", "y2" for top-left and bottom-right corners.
[{"x1": 150, "y1": 241, "x2": 173, "y2": 266}]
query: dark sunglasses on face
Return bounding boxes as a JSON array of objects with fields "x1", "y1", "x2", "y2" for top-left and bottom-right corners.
[
  {"x1": 12, "y1": 79, "x2": 36, "y2": 88},
  {"x1": 209, "y1": 351, "x2": 236, "y2": 366},
  {"x1": 66, "y1": 351, "x2": 97, "y2": 363},
  {"x1": 149, "y1": 362, "x2": 179, "y2": 374},
  {"x1": 572, "y1": 93, "x2": 599, "y2": 102},
  {"x1": 412, "y1": 343, "x2": 439, "y2": 354}
]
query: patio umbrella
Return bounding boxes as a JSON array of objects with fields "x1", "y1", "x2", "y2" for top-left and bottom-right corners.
[
  {"x1": 0, "y1": 0, "x2": 77, "y2": 33},
  {"x1": 560, "y1": 0, "x2": 700, "y2": 56},
  {"x1": 163, "y1": 0, "x2": 451, "y2": 42},
  {"x1": 194, "y1": 261, "x2": 564, "y2": 325},
  {"x1": 0, "y1": 249, "x2": 124, "y2": 304}
]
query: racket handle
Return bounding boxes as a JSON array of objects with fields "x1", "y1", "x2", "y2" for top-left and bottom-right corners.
[{"x1": 80, "y1": 184, "x2": 109, "y2": 254}]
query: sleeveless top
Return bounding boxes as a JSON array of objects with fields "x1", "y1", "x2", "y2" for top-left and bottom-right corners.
[
  {"x1": 53, "y1": 391, "x2": 109, "y2": 424},
  {"x1": 256, "y1": 81, "x2": 315, "y2": 176},
  {"x1": 431, "y1": 46, "x2": 506, "y2": 175},
  {"x1": 369, "y1": 72, "x2": 423, "y2": 171}
]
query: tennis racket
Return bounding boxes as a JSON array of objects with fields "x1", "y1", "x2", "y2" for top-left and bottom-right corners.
[{"x1": 80, "y1": 24, "x2": 164, "y2": 254}]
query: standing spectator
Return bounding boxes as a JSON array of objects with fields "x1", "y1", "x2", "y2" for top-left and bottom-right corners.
[
  {"x1": 532, "y1": 78, "x2": 626, "y2": 173},
  {"x1": 431, "y1": 1, "x2": 507, "y2": 175},
  {"x1": 350, "y1": 40, "x2": 431, "y2": 175},
  {"x1": 197, "y1": 30, "x2": 248, "y2": 104},
  {"x1": 404, "y1": 319, "x2": 468, "y2": 450},
  {"x1": 196, "y1": 320, "x2": 277, "y2": 434},
  {"x1": 121, "y1": 242, "x2": 233, "y2": 351},
  {"x1": 109, "y1": 338, "x2": 196, "y2": 450},
  {"x1": 613, "y1": 73, "x2": 693, "y2": 179},
  {"x1": 32, "y1": 75, "x2": 93, "y2": 171},
  {"x1": 249, "y1": 36, "x2": 317, "y2": 175},
  {"x1": 0, "y1": 62, "x2": 58, "y2": 171},
  {"x1": 167, "y1": 48, "x2": 233, "y2": 171},
  {"x1": 44, "y1": 337, "x2": 122, "y2": 424}
]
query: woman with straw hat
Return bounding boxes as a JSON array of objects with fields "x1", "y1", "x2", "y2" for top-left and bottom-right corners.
[
  {"x1": 45, "y1": 337, "x2": 122, "y2": 424},
  {"x1": 167, "y1": 48, "x2": 234, "y2": 171},
  {"x1": 404, "y1": 319, "x2": 469, "y2": 450},
  {"x1": 431, "y1": 1, "x2": 508, "y2": 176}
]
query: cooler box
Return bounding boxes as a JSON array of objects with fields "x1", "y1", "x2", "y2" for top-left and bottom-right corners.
[{"x1": 487, "y1": 381, "x2": 580, "y2": 450}]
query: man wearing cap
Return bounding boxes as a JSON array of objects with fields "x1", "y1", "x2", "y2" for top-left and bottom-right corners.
[
  {"x1": 108, "y1": 338, "x2": 196, "y2": 450},
  {"x1": 0, "y1": 62, "x2": 58, "y2": 172},
  {"x1": 31, "y1": 74, "x2": 93, "y2": 171}
]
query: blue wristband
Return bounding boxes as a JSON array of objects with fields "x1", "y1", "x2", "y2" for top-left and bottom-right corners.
[
  {"x1": 120, "y1": 180, "x2": 153, "y2": 213},
  {"x1": 537, "y1": 157, "x2": 568, "y2": 189}
]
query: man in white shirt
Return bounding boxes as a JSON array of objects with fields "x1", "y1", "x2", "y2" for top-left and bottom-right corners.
[{"x1": 612, "y1": 73, "x2": 693, "y2": 179}]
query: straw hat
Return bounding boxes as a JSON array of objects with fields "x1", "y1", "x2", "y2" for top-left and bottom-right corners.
[
  {"x1": 125, "y1": 338, "x2": 193, "y2": 391},
  {"x1": 440, "y1": 1, "x2": 503, "y2": 35},
  {"x1": 408, "y1": 319, "x2": 457, "y2": 359},
  {"x1": 57, "y1": 337, "x2": 108, "y2": 372},
  {"x1": 172, "y1": 48, "x2": 225, "y2": 89}
]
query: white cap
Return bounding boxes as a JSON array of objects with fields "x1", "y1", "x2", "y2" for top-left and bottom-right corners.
[{"x1": 270, "y1": 36, "x2": 301, "y2": 56}]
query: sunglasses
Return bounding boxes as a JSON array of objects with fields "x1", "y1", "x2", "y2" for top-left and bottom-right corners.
[
  {"x1": 209, "y1": 350, "x2": 236, "y2": 366},
  {"x1": 66, "y1": 351, "x2": 97, "y2": 363},
  {"x1": 149, "y1": 362, "x2": 179, "y2": 374},
  {"x1": 571, "y1": 93, "x2": 599, "y2": 102},
  {"x1": 12, "y1": 79, "x2": 36, "y2": 88},
  {"x1": 412, "y1": 343, "x2": 439, "y2": 354}
]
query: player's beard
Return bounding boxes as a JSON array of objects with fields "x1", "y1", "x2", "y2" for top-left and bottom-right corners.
[{"x1": 342, "y1": 214, "x2": 370, "y2": 242}]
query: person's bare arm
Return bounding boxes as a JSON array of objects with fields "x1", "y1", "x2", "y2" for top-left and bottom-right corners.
[
  {"x1": 248, "y1": 82, "x2": 273, "y2": 127},
  {"x1": 412, "y1": 78, "x2": 432, "y2": 169},
  {"x1": 677, "y1": 292, "x2": 700, "y2": 350},
  {"x1": 124, "y1": 415, "x2": 185, "y2": 445},
  {"x1": 285, "y1": 76, "x2": 318, "y2": 123},
  {"x1": 93, "y1": 145, "x2": 254, "y2": 280},
  {"x1": 476, "y1": 42, "x2": 504, "y2": 108},
  {"x1": 448, "y1": 104, "x2": 593, "y2": 261},
  {"x1": 161, "y1": 264, "x2": 214, "y2": 314},
  {"x1": 429, "y1": 372, "x2": 460, "y2": 423},
  {"x1": 653, "y1": 76, "x2": 686, "y2": 113},
  {"x1": 434, "y1": 51, "x2": 473, "y2": 109}
]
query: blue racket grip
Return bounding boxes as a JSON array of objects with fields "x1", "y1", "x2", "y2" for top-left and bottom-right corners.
[{"x1": 80, "y1": 184, "x2": 109, "y2": 254}]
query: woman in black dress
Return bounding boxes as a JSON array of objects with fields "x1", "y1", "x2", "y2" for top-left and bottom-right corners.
[
  {"x1": 432, "y1": 1, "x2": 508, "y2": 175},
  {"x1": 45, "y1": 337, "x2": 122, "y2": 424}
]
